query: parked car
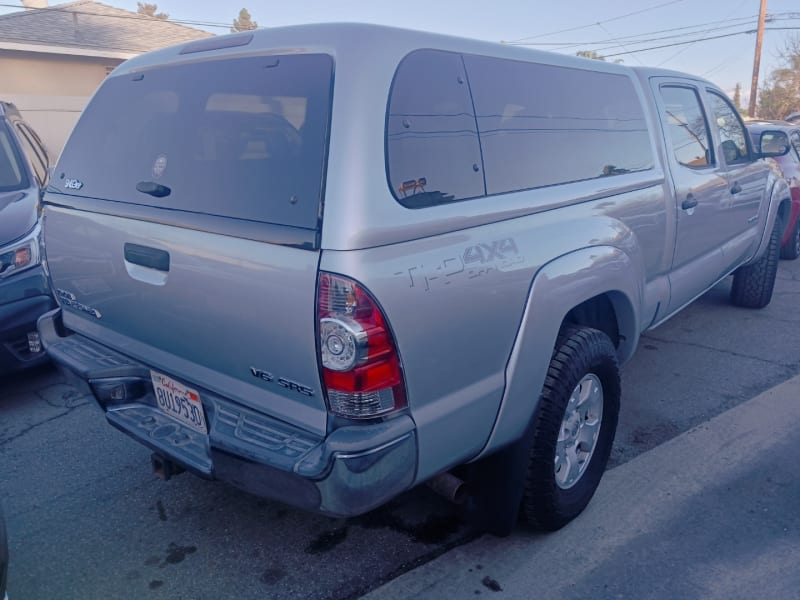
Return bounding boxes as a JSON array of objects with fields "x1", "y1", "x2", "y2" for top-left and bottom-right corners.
[
  {"x1": 0, "y1": 101, "x2": 55, "y2": 375},
  {"x1": 37, "y1": 24, "x2": 791, "y2": 535},
  {"x1": 0, "y1": 502, "x2": 7, "y2": 600},
  {"x1": 747, "y1": 120, "x2": 800, "y2": 259}
]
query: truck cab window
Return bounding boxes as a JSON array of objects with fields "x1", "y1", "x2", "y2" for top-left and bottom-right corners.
[
  {"x1": 660, "y1": 85, "x2": 713, "y2": 169},
  {"x1": 707, "y1": 91, "x2": 749, "y2": 165}
]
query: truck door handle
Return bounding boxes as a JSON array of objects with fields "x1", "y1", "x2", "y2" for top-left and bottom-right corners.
[
  {"x1": 681, "y1": 195, "x2": 698, "y2": 211},
  {"x1": 124, "y1": 243, "x2": 170, "y2": 272},
  {"x1": 730, "y1": 182, "x2": 742, "y2": 195}
]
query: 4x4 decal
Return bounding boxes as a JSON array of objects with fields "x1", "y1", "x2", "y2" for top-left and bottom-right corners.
[{"x1": 394, "y1": 237, "x2": 524, "y2": 292}]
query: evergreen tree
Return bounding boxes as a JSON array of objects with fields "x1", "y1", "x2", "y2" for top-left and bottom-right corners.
[
  {"x1": 232, "y1": 8, "x2": 258, "y2": 32},
  {"x1": 576, "y1": 50, "x2": 605, "y2": 61},
  {"x1": 757, "y1": 36, "x2": 800, "y2": 119},
  {"x1": 136, "y1": 2, "x2": 168, "y2": 20}
]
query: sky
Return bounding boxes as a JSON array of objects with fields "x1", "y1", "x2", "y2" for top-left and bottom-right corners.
[{"x1": 1, "y1": 0, "x2": 798, "y2": 102}]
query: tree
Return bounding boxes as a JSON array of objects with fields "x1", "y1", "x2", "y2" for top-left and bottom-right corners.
[
  {"x1": 757, "y1": 36, "x2": 800, "y2": 120},
  {"x1": 576, "y1": 50, "x2": 605, "y2": 61},
  {"x1": 732, "y1": 83, "x2": 748, "y2": 117},
  {"x1": 231, "y1": 8, "x2": 258, "y2": 32},
  {"x1": 136, "y1": 2, "x2": 168, "y2": 20},
  {"x1": 575, "y1": 50, "x2": 623, "y2": 64}
]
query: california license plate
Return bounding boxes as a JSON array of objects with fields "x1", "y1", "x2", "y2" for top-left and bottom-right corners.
[{"x1": 150, "y1": 371, "x2": 208, "y2": 434}]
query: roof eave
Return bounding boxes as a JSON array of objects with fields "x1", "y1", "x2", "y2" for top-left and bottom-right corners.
[{"x1": 0, "y1": 40, "x2": 138, "y2": 60}]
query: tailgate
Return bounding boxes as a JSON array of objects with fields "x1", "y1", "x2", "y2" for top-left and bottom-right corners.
[
  {"x1": 41, "y1": 51, "x2": 335, "y2": 435},
  {"x1": 44, "y1": 206, "x2": 326, "y2": 434}
]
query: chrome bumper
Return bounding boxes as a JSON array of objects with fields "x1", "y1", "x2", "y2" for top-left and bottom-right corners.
[{"x1": 38, "y1": 308, "x2": 418, "y2": 517}]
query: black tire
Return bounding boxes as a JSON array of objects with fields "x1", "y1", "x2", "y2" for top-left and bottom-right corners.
[
  {"x1": 780, "y1": 218, "x2": 800, "y2": 260},
  {"x1": 522, "y1": 326, "x2": 620, "y2": 531},
  {"x1": 731, "y1": 221, "x2": 781, "y2": 308}
]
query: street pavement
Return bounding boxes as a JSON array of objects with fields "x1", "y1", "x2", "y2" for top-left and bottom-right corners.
[
  {"x1": 366, "y1": 373, "x2": 800, "y2": 599},
  {"x1": 2, "y1": 260, "x2": 800, "y2": 599}
]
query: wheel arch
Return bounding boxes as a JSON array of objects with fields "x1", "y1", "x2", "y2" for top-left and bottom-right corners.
[
  {"x1": 474, "y1": 245, "x2": 643, "y2": 460},
  {"x1": 747, "y1": 176, "x2": 792, "y2": 265},
  {"x1": 563, "y1": 290, "x2": 638, "y2": 364}
]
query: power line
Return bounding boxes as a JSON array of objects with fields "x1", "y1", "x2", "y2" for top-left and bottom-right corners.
[
  {"x1": 503, "y1": 13, "x2": 797, "y2": 50},
  {"x1": 657, "y1": 0, "x2": 751, "y2": 67},
  {"x1": 504, "y1": 0, "x2": 687, "y2": 43},
  {"x1": 593, "y1": 21, "x2": 645, "y2": 66},
  {"x1": 601, "y1": 26, "x2": 798, "y2": 58},
  {"x1": 554, "y1": 20, "x2": 757, "y2": 52},
  {"x1": 702, "y1": 50, "x2": 748, "y2": 77},
  {"x1": 587, "y1": 15, "x2": 798, "y2": 55}
]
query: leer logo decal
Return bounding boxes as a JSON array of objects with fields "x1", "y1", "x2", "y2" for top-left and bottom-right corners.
[{"x1": 152, "y1": 154, "x2": 168, "y2": 179}]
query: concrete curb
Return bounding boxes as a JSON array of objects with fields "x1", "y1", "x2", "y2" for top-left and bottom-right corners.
[{"x1": 366, "y1": 374, "x2": 800, "y2": 599}]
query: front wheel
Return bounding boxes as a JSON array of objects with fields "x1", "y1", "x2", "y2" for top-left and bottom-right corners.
[
  {"x1": 522, "y1": 326, "x2": 620, "y2": 531},
  {"x1": 731, "y1": 220, "x2": 781, "y2": 308}
]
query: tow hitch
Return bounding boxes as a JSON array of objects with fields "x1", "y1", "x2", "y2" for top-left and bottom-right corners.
[{"x1": 151, "y1": 453, "x2": 185, "y2": 481}]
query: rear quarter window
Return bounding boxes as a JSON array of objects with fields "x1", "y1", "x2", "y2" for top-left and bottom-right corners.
[
  {"x1": 386, "y1": 49, "x2": 654, "y2": 207},
  {"x1": 386, "y1": 50, "x2": 484, "y2": 208},
  {"x1": 54, "y1": 54, "x2": 333, "y2": 230}
]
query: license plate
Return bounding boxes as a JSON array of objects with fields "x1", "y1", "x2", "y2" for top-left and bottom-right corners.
[{"x1": 150, "y1": 371, "x2": 208, "y2": 434}]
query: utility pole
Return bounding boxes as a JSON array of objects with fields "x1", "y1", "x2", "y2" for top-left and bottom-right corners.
[{"x1": 748, "y1": 0, "x2": 768, "y2": 117}]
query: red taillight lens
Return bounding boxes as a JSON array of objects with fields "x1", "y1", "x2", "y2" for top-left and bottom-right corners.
[{"x1": 317, "y1": 272, "x2": 406, "y2": 419}]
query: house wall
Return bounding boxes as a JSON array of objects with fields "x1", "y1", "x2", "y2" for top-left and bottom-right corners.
[{"x1": 1, "y1": 51, "x2": 124, "y2": 157}]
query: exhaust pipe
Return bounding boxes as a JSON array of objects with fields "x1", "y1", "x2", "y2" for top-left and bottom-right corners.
[
  {"x1": 427, "y1": 472, "x2": 468, "y2": 505},
  {"x1": 151, "y1": 453, "x2": 185, "y2": 481}
]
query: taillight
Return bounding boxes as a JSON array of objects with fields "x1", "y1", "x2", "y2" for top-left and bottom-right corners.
[{"x1": 317, "y1": 272, "x2": 406, "y2": 419}]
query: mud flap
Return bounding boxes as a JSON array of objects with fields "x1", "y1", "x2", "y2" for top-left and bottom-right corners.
[{"x1": 463, "y1": 429, "x2": 534, "y2": 537}]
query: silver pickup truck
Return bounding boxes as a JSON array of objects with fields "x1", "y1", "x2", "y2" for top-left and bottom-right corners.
[{"x1": 38, "y1": 24, "x2": 791, "y2": 535}]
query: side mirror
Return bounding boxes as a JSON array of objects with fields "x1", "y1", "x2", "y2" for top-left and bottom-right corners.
[{"x1": 757, "y1": 130, "x2": 790, "y2": 158}]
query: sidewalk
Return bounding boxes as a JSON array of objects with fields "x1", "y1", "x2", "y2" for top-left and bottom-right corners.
[{"x1": 366, "y1": 374, "x2": 800, "y2": 599}]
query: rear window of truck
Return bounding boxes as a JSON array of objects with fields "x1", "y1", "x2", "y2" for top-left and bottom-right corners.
[{"x1": 55, "y1": 54, "x2": 333, "y2": 231}]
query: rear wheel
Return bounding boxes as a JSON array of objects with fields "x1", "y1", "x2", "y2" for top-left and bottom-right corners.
[
  {"x1": 780, "y1": 218, "x2": 800, "y2": 260},
  {"x1": 731, "y1": 220, "x2": 781, "y2": 308},
  {"x1": 522, "y1": 326, "x2": 620, "y2": 531}
]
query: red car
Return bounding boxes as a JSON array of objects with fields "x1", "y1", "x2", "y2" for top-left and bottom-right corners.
[{"x1": 748, "y1": 120, "x2": 800, "y2": 259}]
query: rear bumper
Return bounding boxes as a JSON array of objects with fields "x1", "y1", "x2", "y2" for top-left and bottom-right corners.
[
  {"x1": 0, "y1": 265, "x2": 55, "y2": 374},
  {"x1": 37, "y1": 308, "x2": 418, "y2": 517}
]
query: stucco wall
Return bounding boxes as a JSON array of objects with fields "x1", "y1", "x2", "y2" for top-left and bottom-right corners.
[{"x1": 1, "y1": 51, "x2": 124, "y2": 156}]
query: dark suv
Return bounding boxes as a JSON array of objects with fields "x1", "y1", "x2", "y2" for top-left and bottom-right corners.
[
  {"x1": 0, "y1": 502, "x2": 7, "y2": 600},
  {"x1": 0, "y1": 101, "x2": 55, "y2": 375}
]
